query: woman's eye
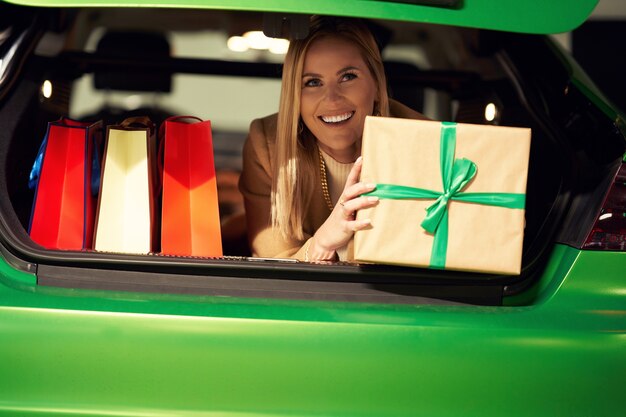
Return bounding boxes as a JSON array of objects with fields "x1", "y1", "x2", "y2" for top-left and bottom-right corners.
[
  {"x1": 304, "y1": 78, "x2": 321, "y2": 87},
  {"x1": 341, "y1": 72, "x2": 357, "y2": 82}
]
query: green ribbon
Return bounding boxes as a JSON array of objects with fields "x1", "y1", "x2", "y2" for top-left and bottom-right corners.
[{"x1": 365, "y1": 122, "x2": 525, "y2": 269}]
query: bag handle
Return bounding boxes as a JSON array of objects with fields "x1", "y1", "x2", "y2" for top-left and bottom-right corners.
[
  {"x1": 157, "y1": 116, "x2": 202, "y2": 148},
  {"x1": 120, "y1": 116, "x2": 155, "y2": 133},
  {"x1": 60, "y1": 117, "x2": 93, "y2": 128},
  {"x1": 165, "y1": 115, "x2": 203, "y2": 124}
]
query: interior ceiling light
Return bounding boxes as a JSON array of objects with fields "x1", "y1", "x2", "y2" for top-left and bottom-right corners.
[
  {"x1": 243, "y1": 31, "x2": 272, "y2": 50},
  {"x1": 41, "y1": 80, "x2": 52, "y2": 99},
  {"x1": 484, "y1": 102, "x2": 498, "y2": 122},
  {"x1": 269, "y1": 38, "x2": 290, "y2": 54},
  {"x1": 227, "y1": 36, "x2": 249, "y2": 52},
  {"x1": 227, "y1": 31, "x2": 289, "y2": 54}
]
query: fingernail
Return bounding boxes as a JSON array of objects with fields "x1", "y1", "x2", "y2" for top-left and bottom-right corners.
[
  {"x1": 368, "y1": 196, "x2": 379, "y2": 202},
  {"x1": 366, "y1": 183, "x2": 376, "y2": 189},
  {"x1": 356, "y1": 156, "x2": 363, "y2": 163}
]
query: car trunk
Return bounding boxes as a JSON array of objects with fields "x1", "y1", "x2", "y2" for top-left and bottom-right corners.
[{"x1": 0, "y1": 2, "x2": 623, "y2": 307}]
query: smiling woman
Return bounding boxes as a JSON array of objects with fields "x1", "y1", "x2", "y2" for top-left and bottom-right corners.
[{"x1": 239, "y1": 16, "x2": 427, "y2": 261}]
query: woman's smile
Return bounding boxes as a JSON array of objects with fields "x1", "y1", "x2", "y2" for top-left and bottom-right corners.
[{"x1": 319, "y1": 111, "x2": 355, "y2": 124}]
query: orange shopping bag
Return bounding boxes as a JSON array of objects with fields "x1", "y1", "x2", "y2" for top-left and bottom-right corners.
[
  {"x1": 28, "y1": 118, "x2": 103, "y2": 250},
  {"x1": 160, "y1": 116, "x2": 222, "y2": 257}
]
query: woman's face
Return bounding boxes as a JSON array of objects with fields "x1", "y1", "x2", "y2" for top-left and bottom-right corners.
[{"x1": 300, "y1": 35, "x2": 378, "y2": 163}]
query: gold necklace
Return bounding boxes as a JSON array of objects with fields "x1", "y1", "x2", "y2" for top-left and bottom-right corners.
[{"x1": 318, "y1": 148, "x2": 335, "y2": 211}]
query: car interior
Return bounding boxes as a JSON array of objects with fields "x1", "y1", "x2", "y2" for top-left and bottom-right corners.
[{"x1": 1, "y1": 5, "x2": 621, "y2": 306}]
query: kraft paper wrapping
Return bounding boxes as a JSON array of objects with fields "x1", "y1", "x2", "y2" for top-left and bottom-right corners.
[{"x1": 354, "y1": 117, "x2": 531, "y2": 275}]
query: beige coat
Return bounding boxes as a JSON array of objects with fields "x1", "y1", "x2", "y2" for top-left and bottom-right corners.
[{"x1": 239, "y1": 100, "x2": 426, "y2": 259}]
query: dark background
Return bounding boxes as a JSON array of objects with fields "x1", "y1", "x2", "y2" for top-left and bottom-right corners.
[{"x1": 572, "y1": 20, "x2": 626, "y2": 113}]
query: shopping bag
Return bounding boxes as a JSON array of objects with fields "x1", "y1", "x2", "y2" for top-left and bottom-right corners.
[
  {"x1": 94, "y1": 117, "x2": 158, "y2": 254},
  {"x1": 28, "y1": 118, "x2": 103, "y2": 250},
  {"x1": 160, "y1": 116, "x2": 222, "y2": 257}
]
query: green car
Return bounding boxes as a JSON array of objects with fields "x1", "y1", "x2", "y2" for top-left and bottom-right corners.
[{"x1": 0, "y1": 0, "x2": 624, "y2": 416}]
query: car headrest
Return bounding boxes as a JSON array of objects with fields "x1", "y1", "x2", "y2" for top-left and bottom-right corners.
[{"x1": 93, "y1": 30, "x2": 172, "y2": 93}]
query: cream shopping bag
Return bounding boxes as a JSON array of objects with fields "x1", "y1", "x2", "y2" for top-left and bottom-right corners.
[{"x1": 94, "y1": 117, "x2": 158, "y2": 254}]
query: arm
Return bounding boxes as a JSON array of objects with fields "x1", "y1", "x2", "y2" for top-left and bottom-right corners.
[
  {"x1": 240, "y1": 118, "x2": 380, "y2": 261},
  {"x1": 305, "y1": 157, "x2": 378, "y2": 261},
  {"x1": 239, "y1": 118, "x2": 310, "y2": 259},
  {"x1": 307, "y1": 102, "x2": 426, "y2": 260}
]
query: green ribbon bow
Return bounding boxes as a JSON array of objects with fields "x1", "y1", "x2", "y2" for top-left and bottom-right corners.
[{"x1": 365, "y1": 121, "x2": 525, "y2": 269}]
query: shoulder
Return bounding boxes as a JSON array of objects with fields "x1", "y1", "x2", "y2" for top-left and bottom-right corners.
[
  {"x1": 389, "y1": 99, "x2": 429, "y2": 121},
  {"x1": 245, "y1": 113, "x2": 277, "y2": 163},
  {"x1": 249, "y1": 113, "x2": 278, "y2": 147},
  {"x1": 242, "y1": 113, "x2": 278, "y2": 179}
]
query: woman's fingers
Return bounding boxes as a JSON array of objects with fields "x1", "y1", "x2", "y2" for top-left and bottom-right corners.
[
  {"x1": 345, "y1": 217, "x2": 373, "y2": 232},
  {"x1": 340, "y1": 182, "x2": 376, "y2": 206},
  {"x1": 343, "y1": 156, "x2": 375, "y2": 200},
  {"x1": 335, "y1": 157, "x2": 378, "y2": 221},
  {"x1": 314, "y1": 156, "x2": 377, "y2": 252},
  {"x1": 344, "y1": 156, "x2": 363, "y2": 187},
  {"x1": 338, "y1": 195, "x2": 379, "y2": 220}
]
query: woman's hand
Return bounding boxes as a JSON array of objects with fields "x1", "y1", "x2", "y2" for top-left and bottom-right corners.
[{"x1": 306, "y1": 156, "x2": 379, "y2": 260}]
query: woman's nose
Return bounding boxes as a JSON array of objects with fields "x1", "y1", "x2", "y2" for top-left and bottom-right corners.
[{"x1": 324, "y1": 84, "x2": 343, "y2": 101}]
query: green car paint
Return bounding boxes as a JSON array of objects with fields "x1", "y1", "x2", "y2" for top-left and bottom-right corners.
[
  {"x1": 1, "y1": 0, "x2": 625, "y2": 416},
  {"x1": 4, "y1": 0, "x2": 598, "y2": 34},
  {"x1": 1, "y1": 246, "x2": 625, "y2": 416}
]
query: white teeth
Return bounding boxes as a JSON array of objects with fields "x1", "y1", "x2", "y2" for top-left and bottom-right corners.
[{"x1": 321, "y1": 112, "x2": 353, "y2": 123}]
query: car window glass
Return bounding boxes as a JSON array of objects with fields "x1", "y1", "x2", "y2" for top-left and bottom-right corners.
[{"x1": 70, "y1": 28, "x2": 282, "y2": 134}]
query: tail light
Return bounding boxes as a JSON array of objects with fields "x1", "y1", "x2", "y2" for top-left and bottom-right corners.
[{"x1": 583, "y1": 162, "x2": 626, "y2": 250}]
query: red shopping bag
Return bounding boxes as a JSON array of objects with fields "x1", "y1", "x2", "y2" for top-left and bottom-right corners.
[
  {"x1": 28, "y1": 118, "x2": 103, "y2": 250},
  {"x1": 94, "y1": 117, "x2": 159, "y2": 254},
  {"x1": 160, "y1": 116, "x2": 222, "y2": 257}
]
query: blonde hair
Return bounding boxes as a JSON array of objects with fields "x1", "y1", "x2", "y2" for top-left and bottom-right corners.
[{"x1": 272, "y1": 16, "x2": 390, "y2": 240}]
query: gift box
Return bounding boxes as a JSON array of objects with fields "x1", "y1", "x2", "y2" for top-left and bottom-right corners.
[{"x1": 354, "y1": 117, "x2": 531, "y2": 275}]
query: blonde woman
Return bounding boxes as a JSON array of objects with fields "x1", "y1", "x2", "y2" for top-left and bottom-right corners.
[{"x1": 240, "y1": 16, "x2": 426, "y2": 261}]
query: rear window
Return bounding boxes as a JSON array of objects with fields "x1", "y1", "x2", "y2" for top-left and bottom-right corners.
[{"x1": 0, "y1": 6, "x2": 579, "y2": 306}]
